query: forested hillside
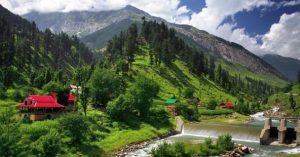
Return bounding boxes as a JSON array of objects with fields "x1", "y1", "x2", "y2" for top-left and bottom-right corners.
[
  {"x1": 104, "y1": 19, "x2": 279, "y2": 100},
  {"x1": 23, "y1": 5, "x2": 287, "y2": 86},
  {"x1": 0, "y1": 5, "x2": 292, "y2": 157},
  {"x1": 0, "y1": 5, "x2": 93, "y2": 90}
]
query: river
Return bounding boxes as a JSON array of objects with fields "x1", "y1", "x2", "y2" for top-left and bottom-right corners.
[{"x1": 126, "y1": 111, "x2": 300, "y2": 156}]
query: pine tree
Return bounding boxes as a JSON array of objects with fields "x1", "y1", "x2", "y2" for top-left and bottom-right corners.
[{"x1": 289, "y1": 92, "x2": 296, "y2": 111}]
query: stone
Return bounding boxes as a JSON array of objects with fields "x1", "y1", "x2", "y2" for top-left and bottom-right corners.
[
  {"x1": 234, "y1": 148, "x2": 245, "y2": 156},
  {"x1": 241, "y1": 146, "x2": 250, "y2": 154}
]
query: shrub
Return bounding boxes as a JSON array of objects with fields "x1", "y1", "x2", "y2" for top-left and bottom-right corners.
[
  {"x1": 199, "y1": 134, "x2": 234, "y2": 156},
  {"x1": 175, "y1": 103, "x2": 199, "y2": 121},
  {"x1": 199, "y1": 138, "x2": 219, "y2": 156},
  {"x1": 151, "y1": 142, "x2": 189, "y2": 157},
  {"x1": 58, "y1": 114, "x2": 90, "y2": 145},
  {"x1": 42, "y1": 81, "x2": 63, "y2": 94},
  {"x1": 216, "y1": 134, "x2": 234, "y2": 152},
  {"x1": 206, "y1": 99, "x2": 218, "y2": 110},
  {"x1": 106, "y1": 95, "x2": 133, "y2": 121},
  {"x1": 183, "y1": 87, "x2": 194, "y2": 99},
  {"x1": 31, "y1": 129, "x2": 62, "y2": 157}
]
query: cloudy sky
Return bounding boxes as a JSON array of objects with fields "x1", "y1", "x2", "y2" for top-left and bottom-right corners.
[{"x1": 1, "y1": 0, "x2": 300, "y2": 59}]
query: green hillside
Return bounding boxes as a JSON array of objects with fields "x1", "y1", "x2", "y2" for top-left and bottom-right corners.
[
  {"x1": 268, "y1": 84, "x2": 300, "y2": 116},
  {"x1": 219, "y1": 59, "x2": 287, "y2": 88},
  {"x1": 133, "y1": 44, "x2": 236, "y2": 104}
]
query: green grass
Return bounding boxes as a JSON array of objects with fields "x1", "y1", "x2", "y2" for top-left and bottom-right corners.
[
  {"x1": 133, "y1": 45, "x2": 237, "y2": 105},
  {"x1": 0, "y1": 99, "x2": 18, "y2": 113},
  {"x1": 268, "y1": 84, "x2": 300, "y2": 116},
  {"x1": 201, "y1": 113, "x2": 250, "y2": 125},
  {"x1": 97, "y1": 123, "x2": 171, "y2": 154},
  {"x1": 198, "y1": 108, "x2": 233, "y2": 116},
  {"x1": 86, "y1": 110, "x2": 174, "y2": 156},
  {"x1": 218, "y1": 59, "x2": 288, "y2": 88}
]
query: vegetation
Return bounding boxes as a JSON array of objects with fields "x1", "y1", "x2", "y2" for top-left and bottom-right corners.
[
  {"x1": 151, "y1": 134, "x2": 234, "y2": 157},
  {"x1": 0, "y1": 7, "x2": 294, "y2": 156}
]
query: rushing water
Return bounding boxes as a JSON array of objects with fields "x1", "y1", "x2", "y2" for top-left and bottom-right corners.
[{"x1": 126, "y1": 111, "x2": 300, "y2": 157}]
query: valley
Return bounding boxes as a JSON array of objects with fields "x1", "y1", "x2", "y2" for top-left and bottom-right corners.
[{"x1": 0, "y1": 3, "x2": 299, "y2": 157}]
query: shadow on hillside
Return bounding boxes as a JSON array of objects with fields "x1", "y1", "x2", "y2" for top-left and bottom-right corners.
[{"x1": 155, "y1": 62, "x2": 196, "y2": 90}]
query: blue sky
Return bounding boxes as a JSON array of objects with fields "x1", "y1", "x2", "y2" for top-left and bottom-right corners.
[
  {"x1": 180, "y1": 0, "x2": 300, "y2": 37},
  {"x1": 1, "y1": 0, "x2": 300, "y2": 59}
]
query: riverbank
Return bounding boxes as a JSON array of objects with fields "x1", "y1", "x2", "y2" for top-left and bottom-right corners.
[
  {"x1": 112, "y1": 131, "x2": 178, "y2": 157},
  {"x1": 201, "y1": 112, "x2": 250, "y2": 125}
]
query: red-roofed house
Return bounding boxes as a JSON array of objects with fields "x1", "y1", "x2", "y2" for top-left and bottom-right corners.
[
  {"x1": 18, "y1": 93, "x2": 76, "y2": 121},
  {"x1": 18, "y1": 95, "x2": 64, "y2": 121},
  {"x1": 220, "y1": 102, "x2": 235, "y2": 108}
]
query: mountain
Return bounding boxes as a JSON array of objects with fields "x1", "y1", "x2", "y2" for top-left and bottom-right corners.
[
  {"x1": 262, "y1": 54, "x2": 300, "y2": 82},
  {"x1": 0, "y1": 4, "x2": 93, "y2": 88},
  {"x1": 23, "y1": 5, "x2": 286, "y2": 86}
]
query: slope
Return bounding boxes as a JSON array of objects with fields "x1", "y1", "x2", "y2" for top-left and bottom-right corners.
[
  {"x1": 0, "y1": 4, "x2": 93, "y2": 88},
  {"x1": 133, "y1": 44, "x2": 237, "y2": 104},
  {"x1": 262, "y1": 54, "x2": 300, "y2": 82},
  {"x1": 23, "y1": 5, "x2": 287, "y2": 88},
  {"x1": 268, "y1": 84, "x2": 300, "y2": 116}
]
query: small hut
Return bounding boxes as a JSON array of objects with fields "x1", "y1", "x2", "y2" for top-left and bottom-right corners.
[{"x1": 165, "y1": 98, "x2": 179, "y2": 114}]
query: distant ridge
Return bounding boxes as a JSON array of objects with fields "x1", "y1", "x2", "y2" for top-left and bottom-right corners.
[{"x1": 23, "y1": 5, "x2": 286, "y2": 82}]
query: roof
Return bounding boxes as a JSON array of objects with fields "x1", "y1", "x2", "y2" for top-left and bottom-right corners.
[
  {"x1": 68, "y1": 93, "x2": 76, "y2": 101},
  {"x1": 221, "y1": 102, "x2": 235, "y2": 107},
  {"x1": 18, "y1": 95, "x2": 65, "y2": 108},
  {"x1": 165, "y1": 99, "x2": 178, "y2": 104},
  {"x1": 27, "y1": 95, "x2": 56, "y2": 102},
  {"x1": 18, "y1": 102, "x2": 64, "y2": 108}
]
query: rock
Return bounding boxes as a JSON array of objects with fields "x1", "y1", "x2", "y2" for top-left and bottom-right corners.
[
  {"x1": 234, "y1": 148, "x2": 245, "y2": 156},
  {"x1": 241, "y1": 146, "x2": 250, "y2": 154}
]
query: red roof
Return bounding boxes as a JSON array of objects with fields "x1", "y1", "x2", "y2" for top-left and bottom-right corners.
[
  {"x1": 27, "y1": 95, "x2": 56, "y2": 102},
  {"x1": 68, "y1": 93, "x2": 76, "y2": 101},
  {"x1": 221, "y1": 102, "x2": 235, "y2": 107},
  {"x1": 18, "y1": 95, "x2": 64, "y2": 108}
]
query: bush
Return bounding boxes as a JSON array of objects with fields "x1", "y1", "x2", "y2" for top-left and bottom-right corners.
[
  {"x1": 206, "y1": 99, "x2": 218, "y2": 110},
  {"x1": 216, "y1": 134, "x2": 234, "y2": 152},
  {"x1": 31, "y1": 129, "x2": 62, "y2": 157},
  {"x1": 183, "y1": 87, "x2": 194, "y2": 99},
  {"x1": 199, "y1": 138, "x2": 219, "y2": 156},
  {"x1": 175, "y1": 103, "x2": 199, "y2": 121},
  {"x1": 42, "y1": 81, "x2": 63, "y2": 94},
  {"x1": 106, "y1": 95, "x2": 133, "y2": 121},
  {"x1": 151, "y1": 142, "x2": 189, "y2": 157},
  {"x1": 199, "y1": 134, "x2": 234, "y2": 156},
  {"x1": 234, "y1": 102, "x2": 251, "y2": 114},
  {"x1": 107, "y1": 76, "x2": 160, "y2": 120},
  {"x1": 58, "y1": 114, "x2": 90, "y2": 145}
]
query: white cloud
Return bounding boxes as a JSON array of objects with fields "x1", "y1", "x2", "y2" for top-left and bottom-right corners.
[
  {"x1": 175, "y1": 0, "x2": 300, "y2": 59},
  {"x1": 0, "y1": 0, "x2": 189, "y2": 22},
  {"x1": 179, "y1": 0, "x2": 271, "y2": 35},
  {"x1": 262, "y1": 12, "x2": 300, "y2": 59},
  {"x1": 1, "y1": 0, "x2": 299, "y2": 59},
  {"x1": 280, "y1": 0, "x2": 300, "y2": 7}
]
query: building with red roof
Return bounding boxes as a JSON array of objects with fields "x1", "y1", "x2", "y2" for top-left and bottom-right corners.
[
  {"x1": 220, "y1": 102, "x2": 235, "y2": 108},
  {"x1": 18, "y1": 93, "x2": 76, "y2": 121}
]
